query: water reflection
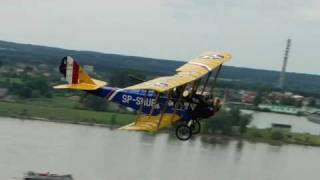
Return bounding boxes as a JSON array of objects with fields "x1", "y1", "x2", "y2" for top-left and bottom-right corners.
[
  {"x1": 139, "y1": 132, "x2": 157, "y2": 144},
  {"x1": 200, "y1": 135, "x2": 231, "y2": 147},
  {"x1": 235, "y1": 140, "x2": 244, "y2": 152}
]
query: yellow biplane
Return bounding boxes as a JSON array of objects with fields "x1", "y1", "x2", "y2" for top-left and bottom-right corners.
[{"x1": 54, "y1": 51, "x2": 231, "y2": 140}]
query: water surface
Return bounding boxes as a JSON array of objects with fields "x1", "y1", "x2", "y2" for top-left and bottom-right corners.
[
  {"x1": 0, "y1": 117, "x2": 320, "y2": 180},
  {"x1": 249, "y1": 111, "x2": 320, "y2": 135}
]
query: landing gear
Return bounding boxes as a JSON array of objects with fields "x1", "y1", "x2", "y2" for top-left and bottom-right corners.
[
  {"x1": 189, "y1": 120, "x2": 201, "y2": 135},
  {"x1": 175, "y1": 120, "x2": 201, "y2": 141},
  {"x1": 175, "y1": 124, "x2": 192, "y2": 141}
]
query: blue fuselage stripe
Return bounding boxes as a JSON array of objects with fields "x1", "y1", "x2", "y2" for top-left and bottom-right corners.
[{"x1": 87, "y1": 86, "x2": 189, "y2": 120}]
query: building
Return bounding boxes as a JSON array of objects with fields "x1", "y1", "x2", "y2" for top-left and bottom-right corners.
[
  {"x1": 0, "y1": 88, "x2": 8, "y2": 98},
  {"x1": 225, "y1": 89, "x2": 242, "y2": 102},
  {"x1": 259, "y1": 104, "x2": 302, "y2": 115},
  {"x1": 241, "y1": 91, "x2": 257, "y2": 104}
]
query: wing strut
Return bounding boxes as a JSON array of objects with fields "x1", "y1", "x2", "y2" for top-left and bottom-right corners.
[
  {"x1": 157, "y1": 91, "x2": 170, "y2": 129},
  {"x1": 149, "y1": 92, "x2": 160, "y2": 116},
  {"x1": 190, "y1": 79, "x2": 201, "y2": 97},
  {"x1": 170, "y1": 85, "x2": 187, "y2": 123},
  {"x1": 135, "y1": 90, "x2": 149, "y2": 125},
  {"x1": 210, "y1": 65, "x2": 223, "y2": 93},
  {"x1": 201, "y1": 71, "x2": 213, "y2": 95}
]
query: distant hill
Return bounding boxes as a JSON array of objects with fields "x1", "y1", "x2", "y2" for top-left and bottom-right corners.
[{"x1": 0, "y1": 40, "x2": 319, "y2": 95}]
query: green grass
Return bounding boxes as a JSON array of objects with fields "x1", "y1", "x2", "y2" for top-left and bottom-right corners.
[
  {"x1": 0, "y1": 101, "x2": 134, "y2": 125},
  {"x1": 15, "y1": 96, "x2": 80, "y2": 109}
]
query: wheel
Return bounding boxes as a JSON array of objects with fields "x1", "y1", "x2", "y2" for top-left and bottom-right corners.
[
  {"x1": 175, "y1": 124, "x2": 192, "y2": 141},
  {"x1": 190, "y1": 120, "x2": 201, "y2": 135}
]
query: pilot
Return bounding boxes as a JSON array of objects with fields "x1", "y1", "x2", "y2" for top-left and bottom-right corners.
[
  {"x1": 189, "y1": 95, "x2": 222, "y2": 120},
  {"x1": 172, "y1": 86, "x2": 185, "y2": 99}
]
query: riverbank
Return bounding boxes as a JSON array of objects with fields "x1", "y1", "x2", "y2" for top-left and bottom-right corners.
[
  {"x1": 1, "y1": 101, "x2": 320, "y2": 147},
  {"x1": 0, "y1": 100, "x2": 134, "y2": 125}
]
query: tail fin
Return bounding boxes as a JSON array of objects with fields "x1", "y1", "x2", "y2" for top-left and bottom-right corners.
[{"x1": 54, "y1": 56, "x2": 107, "y2": 90}]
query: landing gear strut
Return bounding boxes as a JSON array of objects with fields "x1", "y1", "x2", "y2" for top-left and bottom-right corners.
[
  {"x1": 175, "y1": 120, "x2": 201, "y2": 141},
  {"x1": 189, "y1": 120, "x2": 201, "y2": 135}
]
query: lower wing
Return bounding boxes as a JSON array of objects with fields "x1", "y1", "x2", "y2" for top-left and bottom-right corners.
[{"x1": 119, "y1": 113, "x2": 181, "y2": 132}]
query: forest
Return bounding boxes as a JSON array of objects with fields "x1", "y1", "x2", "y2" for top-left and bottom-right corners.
[{"x1": 0, "y1": 40, "x2": 319, "y2": 97}]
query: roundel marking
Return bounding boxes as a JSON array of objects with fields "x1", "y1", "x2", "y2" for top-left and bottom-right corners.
[{"x1": 200, "y1": 54, "x2": 224, "y2": 59}]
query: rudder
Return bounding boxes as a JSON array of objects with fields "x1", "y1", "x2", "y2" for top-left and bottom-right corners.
[{"x1": 54, "y1": 56, "x2": 106, "y2": 90}]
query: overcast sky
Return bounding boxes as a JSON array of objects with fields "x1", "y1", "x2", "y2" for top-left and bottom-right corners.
[{"x1": 0, "y1": 0, "x2": 319, "y2": 74}]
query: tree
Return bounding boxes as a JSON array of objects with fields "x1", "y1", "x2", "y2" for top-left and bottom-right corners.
[
  {"x1": 110, "y1": 69, "x2": 146, "y2": 87},
  {"x1": 81, "y1": 94, "x2": 108, "y2": 111},
  {"x1": 271, "y1": 130, "x2": 285, "y2": 140},
  {"x1": 204, "y1": 110, "x2": 234, "y2": 134},
  {"x1": 250, "y1": 128, "x2": 263, "y2": 138},
  {"x1": 254, "y1": 91, "x2": 263, "y2": 106},
  {"x1": 18, "y1": 86, "x2": 33, "y2": 98},
  {"x1": 25, "y1": 77, "x2": 50, "y2": 95},
  {"x1": 203, "y1": 108, "x2": 252, "y2": 135},
  {"x1": 230, "y1": 108, "x2": 251, "y2": 135},
  {"x1": 9, "y1": 77, "x2": 52, "y2": 98},
  {"x1": 239, "y1": 114, "x2": 252, "y2": 135},
  {"x1": 24, "y1": 66, "x2": 33, "y2": 72}
]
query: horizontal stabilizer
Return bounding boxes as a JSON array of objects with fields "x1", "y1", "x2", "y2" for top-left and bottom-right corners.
[
  {"x1": 54, "y1": 79, "x2": 107, "y2": 90},
  {"x1": 54, "y1": 56, "x2": 107, "y2": 90}
]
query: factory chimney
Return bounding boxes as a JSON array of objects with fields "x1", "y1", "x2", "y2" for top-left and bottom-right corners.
[{"x1": 278, "y1": 39, "x2": 291, "y2": 90}]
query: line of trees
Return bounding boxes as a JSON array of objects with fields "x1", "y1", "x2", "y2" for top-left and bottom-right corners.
[
  {"x1": 10, "y1": 77, "x2": 52, "y2": 98},
  {"x1": 80, "y1": 94, "x2": 109, "y2": 111},
  {"x1": 202, "y1": 108, "x2": 252, "y2": 136}
]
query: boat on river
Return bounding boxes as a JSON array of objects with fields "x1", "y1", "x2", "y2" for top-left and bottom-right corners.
[
  {"x1": 307, "y1": 112, "x2": 320, "y2": 124},
  {"x1": 23, "y1": 171, "x2": 73, "y2": 180}
]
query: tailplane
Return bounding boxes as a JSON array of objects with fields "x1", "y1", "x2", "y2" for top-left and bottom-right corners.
[{"x1": 54, "y1": 56, "x2": 107, "y2": 90}]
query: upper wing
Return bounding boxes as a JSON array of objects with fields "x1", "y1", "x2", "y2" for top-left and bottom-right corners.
[{"x1": 125, "y1": 51, "x2": 231, "y2": 92}]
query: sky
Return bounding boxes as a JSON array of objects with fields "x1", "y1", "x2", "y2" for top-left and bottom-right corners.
[{"x1": 0, "y1": 0, "x2": 319, "y2": 75}]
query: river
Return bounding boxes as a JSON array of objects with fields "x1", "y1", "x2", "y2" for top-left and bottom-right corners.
[
  {"x1": 249, "y1": 111, "x2": 320, "y2": 135},
  {"x1": 1, "y1": 117, "x2": 320, "y2": 180}
]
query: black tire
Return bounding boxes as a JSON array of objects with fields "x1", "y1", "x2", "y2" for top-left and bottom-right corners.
[
  {"x1": 175, "y1": 124, "x2": 192, "y2": 141},
  {"x1": 190, "y1": 120, "x2": 201, "y2": 135}
]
